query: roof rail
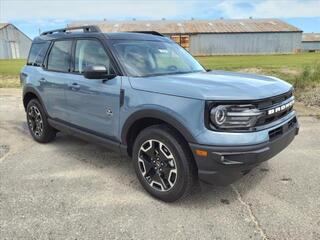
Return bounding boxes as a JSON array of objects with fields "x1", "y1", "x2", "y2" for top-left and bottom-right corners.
[
  {"x1": 127, "y1": 31, "x2": 164, "y2": 37},
  {"x1": 40, "y1": 25, "x2": 101, "y2": 36}
]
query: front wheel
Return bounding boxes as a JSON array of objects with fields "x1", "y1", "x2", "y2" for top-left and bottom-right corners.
[{"x1": 132, "y1": 125, "x2": 197, "y2": 202}]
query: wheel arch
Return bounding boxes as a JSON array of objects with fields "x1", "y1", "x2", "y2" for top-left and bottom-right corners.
[
  {"x1": 121, "y1": 109, "x2": 196, "y2": 157},
  {"x1": 23, "y1": 87, "x2": 48, "y2": 115}
]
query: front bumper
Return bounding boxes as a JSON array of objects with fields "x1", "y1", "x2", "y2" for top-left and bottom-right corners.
[{"x1": 190, "y1": 117, "x2": 299, "y2": 185}]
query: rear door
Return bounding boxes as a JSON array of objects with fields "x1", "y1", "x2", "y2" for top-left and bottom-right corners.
[
  {"x1": 41, "y1": 40, "x2": 73, "y2": 120},
  {"x1": 65, "y1": 38, "x2": 121, "y2": 140},
  {"x1": 24, "y1": 41, "x2": 51, "y2": 107}
]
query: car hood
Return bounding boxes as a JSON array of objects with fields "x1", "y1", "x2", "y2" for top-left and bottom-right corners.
[{"x1": 129, "y1": 70, "x2": 292, "y2": 100}]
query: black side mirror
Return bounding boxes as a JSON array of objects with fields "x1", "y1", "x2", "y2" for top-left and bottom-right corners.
[{"x1": 83, "y1": 65, "x2": 116, "y2": 80}]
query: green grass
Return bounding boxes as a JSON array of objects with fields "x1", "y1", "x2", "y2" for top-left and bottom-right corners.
[
  {"x1": 0, "y1": 59, "x2": 26, "y2": 88},
  {"x1": 196, "y1": 52, "x2": 320, "y2": 84},
  {"x1": 0, "y1": 59, "x2": 26, "y2": 75},
  {"x1": 196, "y1": 53, "x2": 319, "y2": 70},
  {"x1": 1, "y1": 53, "x2": 320, "y2": 88}
]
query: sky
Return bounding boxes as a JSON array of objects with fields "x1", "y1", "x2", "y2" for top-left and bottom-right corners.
[{"x1": 1, "y1": 0, "x2": 319, "y2": 39}]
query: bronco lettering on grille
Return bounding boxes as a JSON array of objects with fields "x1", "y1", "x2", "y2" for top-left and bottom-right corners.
[{"x1": 267, "y1": 100, "x2": 294, "y2": 115}]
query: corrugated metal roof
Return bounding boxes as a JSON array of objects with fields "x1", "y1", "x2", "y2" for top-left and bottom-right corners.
[
  {"x1": 70, "y1": 19, "x2": 301, "y2": 34},
  {"x1": 0, "y1": 23, "x2": 9, "y2": 30},
  {"x1": 302, "y1": 33, "x2": 320, "y2": 42}
]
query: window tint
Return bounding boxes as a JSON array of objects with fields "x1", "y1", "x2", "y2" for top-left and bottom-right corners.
[
  {"x1": 75, "y1": 39, "x2": 114, "y2": 74},
  {"x1": 47, "y1": 41, "x2": 72, "y2": 72},
  {"x1": 27, "y1": 42, "x2": 50, "y2": 67}
]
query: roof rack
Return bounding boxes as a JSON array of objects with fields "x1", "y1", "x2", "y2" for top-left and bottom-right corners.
[
  {"x1": 40, "y1": 25, "x2": 101, "y2": 36},
  {"x1": 127, "y1": 31, "x2": 164, "y2": 37}
]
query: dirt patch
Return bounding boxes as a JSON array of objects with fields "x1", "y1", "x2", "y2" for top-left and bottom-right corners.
[
  {"x1": 296, "y1": 86, "x2": 320, "y2": 108},
  {"x1": 238, "y1": 68, "x2": 300, "y2": 76},
  {"x1": 0, "y1": 75, "x2": 20, "y2": 88},
  {"x1": 237, "y1": 68, "x2": 265, "y2": 74},
  {"x1": 294, "y1": 102, "x2": 320, "y2": 117},
  {"x1": 278, "y1": 68, "x2": 300, "y2": 76}
]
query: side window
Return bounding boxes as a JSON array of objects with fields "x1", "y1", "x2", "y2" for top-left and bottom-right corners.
[
  {"x1": 47, "y1": 40, "x2": 72, "y2": 72},
  {"x1": 27, "y1": 42, "x2": 50, "y2": 67},
  {"x1": 74, "y1": 39, "x2": 114, "y2": 74}
]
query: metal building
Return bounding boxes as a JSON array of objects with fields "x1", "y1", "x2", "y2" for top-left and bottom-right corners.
[
  {"x1": 0, "y1": 23, "x2": 32, "y2": 59},
  {"x1": 70, "y1": 19, "x2": 302, "y2": 56},
  {"x1": 302, "y1": 33, "x2": 320, "y2": 52}
]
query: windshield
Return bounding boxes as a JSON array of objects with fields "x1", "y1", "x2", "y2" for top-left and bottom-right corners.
[{"x1": 112, "y1": 40, "x2": 205, "y2": 77}]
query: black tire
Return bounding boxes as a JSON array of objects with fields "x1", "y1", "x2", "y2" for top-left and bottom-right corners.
[
  {"x1": 26, "y1": 99, "x2": 56, "y2": 143},
  {"x1": 132, "y1": 125, "x2": 197, "y2": 202}
]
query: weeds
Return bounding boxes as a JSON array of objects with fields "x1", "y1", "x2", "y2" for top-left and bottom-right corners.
[{"x1": 293, "y1": 62, "x2": 320, "y2": 89}]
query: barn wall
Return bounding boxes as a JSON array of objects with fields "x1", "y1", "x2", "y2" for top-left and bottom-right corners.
[
  {"x1": 0, "y1": 24, "x2": 32, "y2": 59},
  {"x1": 189, "y1": 32, "x2": 302, "y2": 55},
  {"x1": 302, "y1": 42, "x2": 320, "y2": 51}
]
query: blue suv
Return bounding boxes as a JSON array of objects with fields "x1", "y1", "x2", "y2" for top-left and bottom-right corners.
[{"x1": 21, "y1": 26, "x2": 299, "y2": 202}]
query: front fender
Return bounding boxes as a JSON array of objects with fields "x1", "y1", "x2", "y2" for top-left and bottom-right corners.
[{"x1": 121, "y1": 108, "x2": 197, "y2": 144}]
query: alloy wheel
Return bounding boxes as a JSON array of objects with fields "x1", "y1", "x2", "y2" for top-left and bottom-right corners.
[
  {"x1": 138, "y1": 139, "x2": 178, "y2": 191},
  {"x1": 28, "y1": 105, "x2": 43, "y2": 137}
]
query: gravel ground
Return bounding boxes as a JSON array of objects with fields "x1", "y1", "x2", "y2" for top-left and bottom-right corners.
[
  {"x1": 297, "y1": 86, "x2": 320, "y2": 107},
  {"x1": 0, "y1": 89, "x2": 320, "y2": 240}
]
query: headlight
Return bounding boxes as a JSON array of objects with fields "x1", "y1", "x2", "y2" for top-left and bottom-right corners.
[
  {"x1": 209, "y1": 104, "x2": 262, "y2": 130},
  {"x1": 210, "y1": 105, "x2": 227, "y2": 126}
]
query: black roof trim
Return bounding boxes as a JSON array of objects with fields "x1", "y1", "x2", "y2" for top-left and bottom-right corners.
[
  {"x1": 41, "y1": 25, "x2": 101, "y2": 36},
  {"x1": 126, "y1": 31, "x2": 164, "y2": 37}
]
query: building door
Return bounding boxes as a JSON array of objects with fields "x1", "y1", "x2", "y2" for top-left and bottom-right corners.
[
  {"x1": 9, "y1": 41, "x2": 20, "y2": 59},
  {"x1": 170, "y1": 35, "x2": 190, "y2": 50}
]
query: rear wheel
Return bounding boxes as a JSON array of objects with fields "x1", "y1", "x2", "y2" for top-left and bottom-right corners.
[
  {"x1": 133, "y1": 125, "x2": 197, "y2": 202},
  {"x1": 26, "y1": 99, "x2": 56, "y2": 143}
]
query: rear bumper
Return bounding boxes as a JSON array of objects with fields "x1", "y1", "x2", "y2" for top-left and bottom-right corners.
[{"x1": 190, "y1": 117, "x2": 299, "y2": 185}]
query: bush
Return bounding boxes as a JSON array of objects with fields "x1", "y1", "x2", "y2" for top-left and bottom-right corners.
[{"x1": 293, "y1": 62, "x2": 320, "y2": 89}]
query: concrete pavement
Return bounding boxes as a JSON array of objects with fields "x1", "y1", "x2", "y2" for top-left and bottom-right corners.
[{"x1": 0, "y1": 89, "x2": 319, "y2": 240}]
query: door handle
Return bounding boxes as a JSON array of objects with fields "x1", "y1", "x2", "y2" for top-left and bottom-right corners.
[
  {"x1": 69, "y1": 83, "x2": 80, "y2": 90},
  {"x1": 39, "y1": 78, "x2": 46, "y2": 83}
]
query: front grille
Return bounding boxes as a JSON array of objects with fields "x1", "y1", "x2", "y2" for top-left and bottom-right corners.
[
  {"x1": 256, "y1": 105, "x2": 293, "y2": 126},
  {"x1": 255, "y1": 90, "x2": 293, "y2": 109},
  {"x1": 255, "y1": 91, "x2": 294, "y2": 127}
]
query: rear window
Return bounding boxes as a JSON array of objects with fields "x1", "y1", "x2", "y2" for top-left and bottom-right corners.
[{"x1": 27, "y1": 42, "x2": 50, "y2": 67}]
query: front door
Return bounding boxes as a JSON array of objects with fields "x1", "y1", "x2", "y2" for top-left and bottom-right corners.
[{"x1": 66, "y1": 39, "x2": 121, "y2": 140}]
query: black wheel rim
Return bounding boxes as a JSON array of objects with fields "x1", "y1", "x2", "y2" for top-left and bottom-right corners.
[
  {"x1": 28, "y1": 105, "x2": 43, "y2": 137},
  {"x1": 138, "y1": 139, "x2": 177, "y2": 191}
]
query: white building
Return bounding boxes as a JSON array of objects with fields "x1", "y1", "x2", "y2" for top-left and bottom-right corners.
[{"x1": 0, "y1": 23, "x2": 32, "y2": 59}]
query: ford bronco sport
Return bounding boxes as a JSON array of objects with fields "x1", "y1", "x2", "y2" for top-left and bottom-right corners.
[{"x1": 21, "y1": 26, "x2": 299, "y2": 202}]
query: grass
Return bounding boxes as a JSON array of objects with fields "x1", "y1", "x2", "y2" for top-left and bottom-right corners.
[
  {"x1": 196, "y1": 52, "x2": 320, "y2": 84},
  {"x1": 0, "y1": 59, "x2": 26, "y2": 88},
  {"x1": 292, "y1": 62, "x2": 320, "y2": 89},
  {"x1": 1, "y1": 53, "x2": 320, "y2": 88}
]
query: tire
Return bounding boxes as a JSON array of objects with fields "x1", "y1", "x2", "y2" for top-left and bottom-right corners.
[
  {"x1": 132, "y1": 125, "x2": 197, "y2": 202},
  {"x1": 26, "y1": 99, "x2": 56, "y2": 143}
]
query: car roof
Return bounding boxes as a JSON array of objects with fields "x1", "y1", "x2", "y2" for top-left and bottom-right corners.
[{"x1": 33, "y1": 31, "x2": 171, "y2": 43}]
